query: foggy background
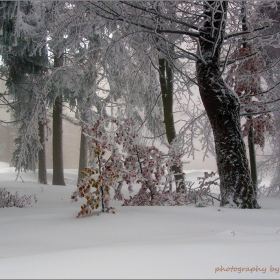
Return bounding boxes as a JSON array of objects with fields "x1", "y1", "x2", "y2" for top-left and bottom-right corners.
[{"x1": 0, "y1": 78, "x2": 272, "y2": 173}]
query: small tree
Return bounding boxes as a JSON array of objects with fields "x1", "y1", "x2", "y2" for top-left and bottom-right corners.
[{"x1": 72, "y1": 117, "x2": 213, "y2": 217}]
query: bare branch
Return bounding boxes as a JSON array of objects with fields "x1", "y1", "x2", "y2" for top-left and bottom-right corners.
[{"x1": 225, "y1": 24, "x2": 271, "y2": 40}]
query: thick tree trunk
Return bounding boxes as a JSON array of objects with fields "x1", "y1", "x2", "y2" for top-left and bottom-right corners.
[
  {"x1": 77, "y1": 126, "x2": 88, "y2": 182},
  {"x1": 38, "y1": 121, "x2": 47, "y2": 184},
  {"x1": 52, "y1": 94, "x2": 65, "y2": 185},
  {"x1": 159, "y1": 56, "x2": 185, "y2": 192},
  {"x1": 196, "y1": 1, "x2": 259, "y2": 208},
  {"x1": 52, "y1": 53, "x2": 65, "y2": 186}
]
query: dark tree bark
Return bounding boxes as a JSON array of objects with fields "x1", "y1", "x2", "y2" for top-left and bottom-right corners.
[
  {"x1": 248, "y1": 125, "x2": 258, "y2": 191},
  {"x1": 159, "y1": 56, "x2": 185, "y2": 192},
  {"x1": 38, "y1": 121, "x2": 47, "y2": 184},
  {"x1": 196, "y1": 1, "x2": 259, "y2": 208},
  {"x1": 52, "y1": 53, "x2": 65, "y2": 186},
  {"x1": 77, "y1": 126, "x2": 88, "y2": 182}
]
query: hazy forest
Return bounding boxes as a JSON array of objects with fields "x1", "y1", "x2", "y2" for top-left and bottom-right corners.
[
  {"x1": 2, "y1": 2, "x2": 280, "y2": 278},
  {"x1": 1, "y1": 1, "x2": 280, "y2": 212}
]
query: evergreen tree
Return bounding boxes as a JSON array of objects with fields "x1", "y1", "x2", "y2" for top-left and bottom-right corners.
[{"x1": 0, "y1": 1, "x2": 48, "y2": 182}]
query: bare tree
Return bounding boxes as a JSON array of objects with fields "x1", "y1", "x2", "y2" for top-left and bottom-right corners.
[
  {"x1": 90, "y1": 1, "x2": 267, "y2": 207},
  {"x1": 195, "y1": 2, "x2": 259, "y2": 208}
]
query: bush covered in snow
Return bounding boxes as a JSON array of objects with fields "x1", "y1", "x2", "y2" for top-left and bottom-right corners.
[
  {"x1": 123, "y1": 172, "x2": 218, "y2": 206},
  {"x1": 72, "y1": 118, "x2": 216, "y2": 217},
  {"x1": 0, "y1": 188, "x2": 37, "y2": 208}
]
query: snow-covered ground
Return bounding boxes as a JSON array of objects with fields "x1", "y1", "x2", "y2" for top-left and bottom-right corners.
[{"x1": 0, "y1": 162, "x2": 279, "y2": 279}]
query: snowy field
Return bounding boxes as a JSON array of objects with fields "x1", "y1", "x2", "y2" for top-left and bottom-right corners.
[{"x1": 0, "y1": 161, "x2": 280, "y2": 279}]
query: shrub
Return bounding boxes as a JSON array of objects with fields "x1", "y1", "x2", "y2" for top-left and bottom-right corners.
[
  {"x1": 72, "y1": 117, "x2": 216, "y2": 217},
  {"x1": 123, "y1": 171, "x2": 219, "y2": 206},
  {"x1": 0, "y1": 188, "x2": 37, "y2": 208}
]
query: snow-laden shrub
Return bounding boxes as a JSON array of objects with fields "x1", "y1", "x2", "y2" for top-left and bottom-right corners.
[
  {"x1": 0, "y1": 188, "x2": 37, "y2": 208},
  {"x1": 123, "y1": 171, "x2": 218, "y2": 206},
  {"x1": 72, "y1": 117, "x2": 216, "y2": 217}
]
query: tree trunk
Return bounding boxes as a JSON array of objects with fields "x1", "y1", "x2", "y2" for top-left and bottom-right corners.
[
  {"x1": 269, "y1": 116, "x2": 280, "y2": 195},
  {"x1": 52, "y1": 94, "x2": 65, "y2": 185},
  {"x1": 248, "y1": 119, "x2": 258, "y2": 193},
  {"x1": 159, "y1": 56, "x2": 185, "y2": 192},
  {"x1": 196, "y1": 1, "x2": 259, "y2": 208},
  {"x1": 241, "y1": 1, "x2": 258, "y2": 195},
  {"x1": 52, "y1": 52, "x2": 65, "y2": 186},
  {"x1": 38, "y1": 121, "x2": 47, "y2": 184},
  {"x1": 77, "y1": 126, "x2": 88, "y2": 182}
]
